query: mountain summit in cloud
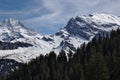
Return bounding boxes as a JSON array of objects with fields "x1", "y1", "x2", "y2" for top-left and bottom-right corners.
[{"x1": 0, "y1": 13, "x2": 120, "y2": 63}]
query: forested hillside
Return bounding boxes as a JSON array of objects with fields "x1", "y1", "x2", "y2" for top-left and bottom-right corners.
[{"x1": 3, "y1": 29, "x2": 120, "y2": 80}]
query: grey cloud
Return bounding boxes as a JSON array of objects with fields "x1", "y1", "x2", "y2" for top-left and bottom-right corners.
[{"x1": 1, "y1": 0, "x2": 119, "y2": 34}]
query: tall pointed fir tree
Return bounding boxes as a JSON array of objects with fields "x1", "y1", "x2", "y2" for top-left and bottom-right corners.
[{"x1": 86, "y1": 53, "x2": 109, "y2": 80}]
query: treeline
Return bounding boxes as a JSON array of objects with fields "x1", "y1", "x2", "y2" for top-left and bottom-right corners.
[{"x1": 2, "y1": 29, "x2": 120, "y2": 80}]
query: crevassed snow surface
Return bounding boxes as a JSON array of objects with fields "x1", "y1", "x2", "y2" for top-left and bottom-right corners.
[{"x1": 0, "y1": 13, "x2": 120, "y2": 63}]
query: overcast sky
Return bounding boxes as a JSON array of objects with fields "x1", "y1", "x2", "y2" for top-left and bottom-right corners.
[{"x1": 0, "y1": 0, "x2": 120, "y2": 34}]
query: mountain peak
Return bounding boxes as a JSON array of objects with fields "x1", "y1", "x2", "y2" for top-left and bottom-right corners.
[
  {"x1": 63, "y1": 13, "x2": 120, "y2": 40},
  {"x1": 82, "y1": 13, "x2": 120, "y2": 25},
  {"x1": 4, "y1": 18, "x2": 19, "y2": 26},
  {"x1": 0, "y1": 13, "x2": 120, "y2": 63},
  {"x1": 66, "y1": 13, "x2": 120, "y2": 29},
  {"x1": 0, "y1": 18, "x2": 38, "y2": 42}
]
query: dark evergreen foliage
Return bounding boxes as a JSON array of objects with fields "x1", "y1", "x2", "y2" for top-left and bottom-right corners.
[{"x1": 2, "y1": 29, "x2": 120, "y2": 80}]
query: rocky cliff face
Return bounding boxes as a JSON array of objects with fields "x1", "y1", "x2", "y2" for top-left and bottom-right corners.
[{"x1": 0, "y1": 13, "x2": 120, "y2": 63}]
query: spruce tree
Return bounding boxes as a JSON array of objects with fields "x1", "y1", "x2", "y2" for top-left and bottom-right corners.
[{"x1": 86, "y1": 53, "x2": 109, "y2": 80}]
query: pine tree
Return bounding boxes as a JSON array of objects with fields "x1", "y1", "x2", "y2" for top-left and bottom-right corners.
[
  {"x1": 110, "y1": 51, "x2": 120, "y2": 80},
  {"x1": 86, "y1": 53, "x2": 109, "y2": 80},
  {"x1": 73, "y1": 63, "x2": 84, "y2": 80},
  {"x1": 47, "y1": 51, "x2": 57, "y2": 80}
]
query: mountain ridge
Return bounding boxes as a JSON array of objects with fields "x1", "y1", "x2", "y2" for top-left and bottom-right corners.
[{"x1": 0, "y1": 13, "x2": 120, "y2": 63}]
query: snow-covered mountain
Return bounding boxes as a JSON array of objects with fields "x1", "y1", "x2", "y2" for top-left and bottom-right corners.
[
  {"x1": 0, "y1": 13, "x2": 120, "y2": 63},
  {"x1": 0, "y1": 18, "x2": 40, "y2": 42}
]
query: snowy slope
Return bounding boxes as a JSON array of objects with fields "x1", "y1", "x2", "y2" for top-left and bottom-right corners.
[{"x1": 0, "y1": 13, "x2": 120, "y2": 63}]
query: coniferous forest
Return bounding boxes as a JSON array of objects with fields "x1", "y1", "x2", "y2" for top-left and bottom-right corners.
[{"x1": 1, "y1": 29, "x2": 120, "y2": 80}]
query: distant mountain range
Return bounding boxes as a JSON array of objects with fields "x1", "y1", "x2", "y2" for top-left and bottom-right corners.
[{"x1": 0, "y1": 13, "x2": 120, "y2": 76}]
